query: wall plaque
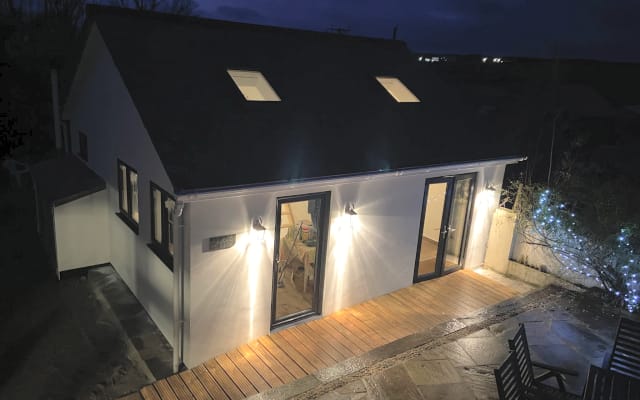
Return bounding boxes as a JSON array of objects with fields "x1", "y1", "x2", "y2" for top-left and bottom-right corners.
[{"x1": 205, "y1": 234, "x2": 236, "y2": 252}]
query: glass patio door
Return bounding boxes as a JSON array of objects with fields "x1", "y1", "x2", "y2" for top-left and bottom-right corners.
[
  {"x1": 271, "y1": 192, "x2": 330, "y2": 328},
  {"x1": 414, "y1": 174, "x2": 475, "y2": 282}
]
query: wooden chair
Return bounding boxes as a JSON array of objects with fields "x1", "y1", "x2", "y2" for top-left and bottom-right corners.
[
  {"x1": 508, "y1": 323, "x2": 580, "y2": 398},
  {"x1": 583, "y1": 364, "x2": 640, "y2": 400},
  {"x1": 495, "y1": 351, "x2": 526, "y2": 400},
  {"x1": 602, "y1": 317, "x2": 640, "y2": 380}
]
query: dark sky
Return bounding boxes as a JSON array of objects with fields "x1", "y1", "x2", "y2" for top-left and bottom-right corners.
[{"x1": 197, "y1": 0, "x2": 640, "y2": 63}]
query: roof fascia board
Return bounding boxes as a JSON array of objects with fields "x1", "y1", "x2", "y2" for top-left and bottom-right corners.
[{"x1": 177, "y1": 156, "x2": 526, "y2": 203}]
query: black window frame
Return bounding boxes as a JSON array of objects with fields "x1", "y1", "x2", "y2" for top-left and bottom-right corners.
[
  {"x1": 149, "y1": 181, "x2": 175, "y2": 270},
  {"x1": 116, "y1": 159, "x2": 139, "y2": 234},
  {"x1": 78, "y1": 131, "x2": 88, "y2": 162}
]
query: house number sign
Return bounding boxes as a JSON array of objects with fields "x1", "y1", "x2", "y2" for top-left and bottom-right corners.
[{"x1": 206, "y1": 234, "x2": 236, "y2": 252}]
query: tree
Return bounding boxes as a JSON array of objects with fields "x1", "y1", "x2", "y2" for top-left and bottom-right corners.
[
  {"x1": 508, "y1": 182, "x2": 639, "y2": 312},
  {"x1": 109, "y1": 0, "x2": 197, "y2": 15}
]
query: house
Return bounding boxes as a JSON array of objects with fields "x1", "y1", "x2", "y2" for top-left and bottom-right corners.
[{"x1": 33, "y1": 4, "x2": 526, "y2": 370}]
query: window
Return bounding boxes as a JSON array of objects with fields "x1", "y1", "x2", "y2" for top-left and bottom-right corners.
[
  {"x1": 78, "y1": 131, "x2": 88, "y2": 161},
  {"x1": 149, "y1": 182, "x2": 175, "y2": 269},
  {"x1": 375, "y1": 76, "x2": 420, "y2": 103},
  {"x1": 117, "y1": 160, "x2": 139, "y2": 233},
  {"x1": 227, "y1": 69, "x2": 281, "y2": 101}
]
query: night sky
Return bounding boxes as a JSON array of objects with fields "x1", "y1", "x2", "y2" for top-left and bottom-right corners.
[{"x1": 197, "y1": 0, "x2": 640, "y2": 63}]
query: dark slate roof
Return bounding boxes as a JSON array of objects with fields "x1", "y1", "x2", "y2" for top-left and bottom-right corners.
[
  {"x1": 31, "y1": 155, "x2": 105, "y2": 206},
  {"x1": 85, "y1": 5, "x2": 524, "y2": 193}
]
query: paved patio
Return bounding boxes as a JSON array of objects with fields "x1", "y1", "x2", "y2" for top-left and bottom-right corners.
[{"x1": 121, "y1": 269, "x2": 529, "y2": 400}]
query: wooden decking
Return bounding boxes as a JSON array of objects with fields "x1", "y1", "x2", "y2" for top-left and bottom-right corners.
[{"x1": 128, "y1": 269, "x2": 525, "y2": 400}]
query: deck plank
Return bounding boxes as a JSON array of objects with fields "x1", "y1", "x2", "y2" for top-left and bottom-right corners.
[
  {"x1": 166, "y1": 375, "x2": 195, "y2": 400},
  {"x1": 202, "y1": 359, "x2": 245, "y2": 400},
  {"x1": 247, "y1": 340, "x2": 296, "y2": 384},
  {"x1": 278, "y1": 327, "x2": 333, "y2": 368},
  {"x1": 227, "y1": 349, "x2": 271, "y2": 391},
  {"x1": 140, "y1": 385, "x2": 162, "y2": 400},
  {"x1": 215, "y1": 354, "x2": 258, "y2": 397},
  {"x1": 306, "y1": 320, "x2": 358, "y2": 358},
  {"x1": 191, "y1": 364, "x2": 230, "y2": 400},
  {"x1": 236, "y1": 344, "x2": 284, "y2": 387},
  {"x1": 257, "y1": 336, "x2": 306, "y2": 379},
  {"x1": 269, "y1": 332, "x2": 318, "y2": 373},
  {"x1": 178, "y1": 370, "x2": 213, "y2": 400},
  {"x1": 153, "y1": 380, "x2": 178, "y2": 400}
]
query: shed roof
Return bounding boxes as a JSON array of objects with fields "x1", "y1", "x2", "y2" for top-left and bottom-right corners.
[
  {"x1": 85, "y1": 5, "x2": 524, "y2": 193},
  {"x1": 31, "y1": 155, "x2": 105, "y2": 207}
]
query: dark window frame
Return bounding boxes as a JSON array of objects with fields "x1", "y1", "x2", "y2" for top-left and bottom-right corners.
[
  {"x1": 148, "y1": 181, "x2": 175, "y2": 270},
  {"x1": 116, "y1": 159, "x2": 139, "y2": 234},
  {"x1": 78, "y1": 131, "x2": 88, "y2": 162}
]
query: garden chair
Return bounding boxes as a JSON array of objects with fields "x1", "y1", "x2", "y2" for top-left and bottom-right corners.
[
  {"x1": 582, "y1": 364, "x2": 640, "y2": 400},
  {"x1": 601, "y1": 317, "x2": 640, "y2": 380},
  {"x1": 495, "y1": 351, "x2": 526, "y2": 400},
  {"x1": 508, "y1": 323, "x2": 580, "y2": 399}
]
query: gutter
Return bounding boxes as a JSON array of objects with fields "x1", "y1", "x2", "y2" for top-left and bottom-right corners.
[{"x1": 176, "y1": 156, "x2": 526, "y2": 203}]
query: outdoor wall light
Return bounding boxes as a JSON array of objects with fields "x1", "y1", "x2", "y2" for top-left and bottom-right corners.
[
  {"x1": 344, "y1": 203, "x2": 357, "y2": 216},
  {"x1": 486, "y1": 184, "x2": 497, "y2": 192},
  {"x1": 252, "y1": 217, "x2": 266, "y2": 231},
  {"x1": 251, "y1": 217, "x2": 266, "y2": 243}
]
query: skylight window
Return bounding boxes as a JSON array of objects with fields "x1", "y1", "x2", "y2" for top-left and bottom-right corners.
[
  {"x1": 375, "y1": 77, "x2": 420, "y2": 103},
  {"x1": 227, "y1": 70, "x2": 281, "y2": 101}
]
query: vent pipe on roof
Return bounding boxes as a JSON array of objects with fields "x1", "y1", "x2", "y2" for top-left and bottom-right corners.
[{"x1": 392, "y1": 25, "x2": 398, "y2": 40}]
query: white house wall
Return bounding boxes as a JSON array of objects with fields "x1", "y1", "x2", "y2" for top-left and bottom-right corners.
[
  {"x1": 61, "y1": 24, "x2": 175, "y2": 345},
  {"x1": 184, "y1": 163, "x2": 506, "y2": 367},
  {"x1": 54, "y1": 189, "x2": 110, "y2": 272}
]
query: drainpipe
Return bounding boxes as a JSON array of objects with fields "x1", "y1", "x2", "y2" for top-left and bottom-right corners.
[
  {"x1": 50, "y1": 69, "x2": 62, "y2": 150},
  {"x1": 173, "y1": 201, "x2": 187, "y2": 372}
]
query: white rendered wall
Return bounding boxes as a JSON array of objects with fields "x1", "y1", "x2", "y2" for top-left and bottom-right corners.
[
  {"x1": 184, "y1": 163, "x2": 506, "y2": 367},
  {"x1": 62, "y1": 25, "x2": 175, "y2": 345},
  {"x1": 54, "y1": 190, "x2": 110, "y2": 272}
]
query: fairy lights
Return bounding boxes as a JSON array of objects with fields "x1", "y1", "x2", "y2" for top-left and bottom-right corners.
[{"x1": 530, "y1": 188, "x2": 639, "y2": 312}]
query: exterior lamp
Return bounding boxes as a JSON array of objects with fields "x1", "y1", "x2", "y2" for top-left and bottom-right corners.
[
  {"x1": 345, "y1": 203, "x2": 357, "y2": 216},
  {"x1": 485, "y1": 184, "x2": 497, "y2": 192},
  {"x1": 344, "y1": 203, "x2": 358, "y2": 231},
  {"x1": 251, "y1": 217, "x2": 266, "y2": 243}
]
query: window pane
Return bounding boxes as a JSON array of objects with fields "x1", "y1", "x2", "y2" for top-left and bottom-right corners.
[
  {"x1": 130, "y1": 171, "x2": 139, "y2": 223},
  {"x1": 166, "y1": 198, "x2": 175, "y2": 255},
  {"x1": 444, "y1": 177, "x2": 473, "y2": 270},
  {"x1": 120, "y1": 165, "x2": 128, "y2": 213},
  {"x1": 153, "y1": 189, "x2": 162, "y2": 243},
  {"x1": 275, "y1": 198, "x2": 323, "y2": 321},
  {"x1": 418, "y1": 182, "x2": 447, "y2": 276}
]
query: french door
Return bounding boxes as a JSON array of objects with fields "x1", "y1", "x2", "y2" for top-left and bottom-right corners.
[
  {"x1": 271, "y1": 192, "x2": 330, "y2": 328},
  {"x1": 414, "y1": 174, "x2": 475, "y2": 282}
]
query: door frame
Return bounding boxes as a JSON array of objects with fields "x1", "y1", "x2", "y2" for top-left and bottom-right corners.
[
  {"x1": 270, "y1": 191, "x2": 331, "y2": 329},
  {"x1": 413, "y1": 173, "x2": 476, "y2": 283}
]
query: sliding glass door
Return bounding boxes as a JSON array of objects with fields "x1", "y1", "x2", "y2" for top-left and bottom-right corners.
[{"x1": 414, "y1": 174, "x2": 475, "y2": 282}]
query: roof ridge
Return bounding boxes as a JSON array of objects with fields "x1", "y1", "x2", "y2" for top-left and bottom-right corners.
[{"x1": 85, "y1": 4, "x2": 406, "y2": 47}]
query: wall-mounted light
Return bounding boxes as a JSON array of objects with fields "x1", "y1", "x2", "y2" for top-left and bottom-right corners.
[
  {"x1": 344, "y1": 203, "x2": 357, "y2": 216},
  {"x1": 252, "y1": 217, "x2": 266, "y2": 231},
  {"x1": 486, "y1": 184, "x2": 497, "y2": 192},
  {"x1": 251, "y1": 217, "x2": 266, "y2": 243}
]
